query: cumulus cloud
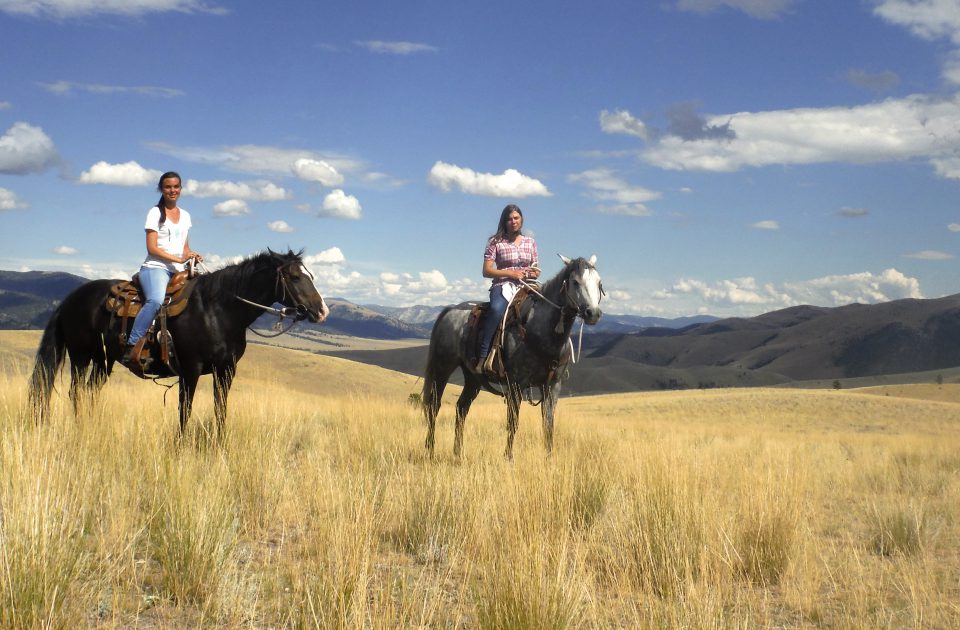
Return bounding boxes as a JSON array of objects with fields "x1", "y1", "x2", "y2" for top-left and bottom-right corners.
[
  {"x1": 318, "y1": 189, "x2": 362, "y2": 220},
  {"x1": 147, "y1": 142, "x2": 365, "y2": 180},
  {"x1": 904, "y1": 249, "x2": 953, "y2": 260},
  {"x1": 53, "y1": 245, "x2": 77, "y2": 254},
  {"x1": 292, "y1": 158, "x2": 344, "y2": 186},
  {"x1": 675, "y1": 0, "x2": 798, "y2": 20},
  {"x1": 79, "y1": 160, "x2": 161, "y2": 186},
  {"x1": 267, "y1": 220, "x2": 293, "y2": 233},
  {"x1": 948, "y1": 223, "x2": 960, "y2": 232},
  {"x1": 304, "y1": 247, "x2": 346, "y2": 266},
  {"x1": 600, "y1": 109, "x2": 650, "y2": 140},
  {"x1": 39, "y1": 81, "x2": 184, "y2": 98},
  {"x1": 657, "y1": 268, "x2": 923, "y2": 313},
  {"x1": 0, "y1": 187, "x2": 27, "y2": 210},
  {"x1": 356, "y1": 40, "x2": 438, "y2": 54},
  {"x1": 0, "y1": 0, "x2": 227, "y2": 18},
  {"x1": 0, "y1": 122, "x2": 58, "y2": 174},
  {"x1": 183, "y1": 179, "x2": 290, "y2": 201},
  {"x1": 213, "y1": 199, "x2": 250, "y2": 217},
  {"x1": 568, "y1": 168, "x2": 659, "y2": 216},
  {"x1": 751, "y1": 220, "x2": 780, "y2": 230},
  {"x1": 873, "y1": 0, "x2": 960, "y2": 44},
  {"x1": 631, "y1": 93, "x2": 960, "y2": 177},
  {"x1": 427, "y1": 161, "x2": 551, "y2": 198}
]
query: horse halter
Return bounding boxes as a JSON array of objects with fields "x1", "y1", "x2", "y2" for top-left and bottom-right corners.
[
  {"x1": 235, "y1": 259, "x2": 318, "y2": 336},
  {"x1": 274, "y1": 260, "x2": 315, "y2": 321},
  {"x1": 560, "y1": 264, "x2": 604, "y2": 320}
]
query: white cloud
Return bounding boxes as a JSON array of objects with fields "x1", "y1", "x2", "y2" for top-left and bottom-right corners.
[
  {"x1": 948, "y1": 223, "x2": 960, "y2": 232},
  {"x1": 623, "y1": 94, "x2": 960, "y2": 178},
  {"x1": 0, "y1": 122, "x2": 58, "y2": 174},
  {"x1": 183, "y1": 179, "x2": 290, "y2": 201},
  {"x1": 0, "y1": 0, "x2": 227, "y2": 18},
  {"x1": 53, "y1": 245, "x2": 77, "y2": 255},
  {"x1": 0, "y1": 101, "x2": 11, "y2": 109},
  {"x1": 213, "y1": 199, "x2": 250, "y2": 217},
  {"x1": 267, "y1": 220, "x2": 293, "y2": 233},
  {"x1": 751, "y1": 220, "x2": 780, "y2": 230},
  {"x1": 39, "y1": 80, "x2": 184, "y2": 98},
  {"x1": 427, "y1": 161, "x2": 551, "y2": 198},
  {"x1": 568, "y1": 168, "x2": 659, "y2": 216},
  {"x1": 292, "y1": 158, "x2": 344, "y2": 186},
  {"x1": 356, "y1": 40, "x2": 438, "y2": 55},
  {"x1": 873, "y1": 0, "x2": 960, "y2": 44},
  {"x1": 675, "y1": 0, "x2": 798, "y2": 19},
  {"x1": 79, "y1": 160, "x2": 161, "y2": 186},
  {"x1": 658, "y1": 268, "x2": 924, "y2": 313},
  {"x1": 0, "y1": 187, "x2": 27, "y2": 210},
  {"x1": 319, "y1": 189, "x2": 362, "y2": 220},
  {"x1": 304, "y1": 246, "x2": 346, "y2": 265},
  {"x1": 600, "y1": 109, "x2": 650, "y2": 140},
  {"x1": 904, "y1": 249, "x2": 953, "y2": 260},
  {"x1": 147, "y1": 142, "x2": 365, "y2": 179}
]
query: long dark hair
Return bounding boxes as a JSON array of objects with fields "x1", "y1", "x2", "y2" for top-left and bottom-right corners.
[
  {"x1": 491, "y1": 204, "x2": 523, "y2": 241},
  {"x1": 155, "y1": 171, "x2": 181, "y2": 227}
]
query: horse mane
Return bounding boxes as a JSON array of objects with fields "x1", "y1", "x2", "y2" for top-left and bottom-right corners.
[
  {"x1": 539, "y1": 256, "x2": 588, "y2": 298},
  {"x1": 196, "y1": 248, "x2": 305, "y2": 299}
]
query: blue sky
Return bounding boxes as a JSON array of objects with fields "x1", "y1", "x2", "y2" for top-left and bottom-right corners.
[{"x1": 2, "y1": 0, "x2": 960, "y2": 317}]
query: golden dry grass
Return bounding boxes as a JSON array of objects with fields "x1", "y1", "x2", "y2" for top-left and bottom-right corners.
[{"x1": 1, "y1": 330, "x2": 959, "y2": 628}]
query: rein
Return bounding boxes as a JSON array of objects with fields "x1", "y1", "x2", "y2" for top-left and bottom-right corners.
[
  {"x1": 518, "y1": 277, "x2": 590, "y2": 364},
  {"x1": 235, "y1": 263, "x2": 311, "y2": 338}
]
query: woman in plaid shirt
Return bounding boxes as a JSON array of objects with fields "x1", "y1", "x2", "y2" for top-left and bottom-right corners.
[{"x1": 477, "y1": 204, "x2": 541, "y2": 372}]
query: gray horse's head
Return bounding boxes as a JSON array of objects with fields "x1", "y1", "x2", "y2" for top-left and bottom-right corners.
[{"x1": 558, "y1": 254, "x2": 603, "y2": 324}]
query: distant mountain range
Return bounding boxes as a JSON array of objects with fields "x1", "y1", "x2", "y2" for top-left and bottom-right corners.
[
  {"x1": 5, "y1": 269, "x2": 959, "y2": 396},
  {"x1": 0, "y1": 270, "x2": 706, "y2": 336},
  {"x1": 323, "y1": 293, "x2": 960, "y2": 395}
]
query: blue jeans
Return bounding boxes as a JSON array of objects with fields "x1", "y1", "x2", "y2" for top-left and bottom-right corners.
[
  {"x1": 479, "y1": 284, "x2": 510, "y2": 359},
  {"x1": 127, "y1": 266, "x2": 172, "y2": 346}
]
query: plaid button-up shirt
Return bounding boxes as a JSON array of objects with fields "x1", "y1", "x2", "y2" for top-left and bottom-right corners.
[{"x1": 484, "y1": 235, "x2": 538, "y2": 289}]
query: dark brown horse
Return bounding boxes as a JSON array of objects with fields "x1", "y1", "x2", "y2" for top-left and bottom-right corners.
[
  {"x1": 29, "y1": 249, "x2": 328, "y2": 436},
  {"x1": 422, "y1": 255, "x2": 603, "y2": 459}
]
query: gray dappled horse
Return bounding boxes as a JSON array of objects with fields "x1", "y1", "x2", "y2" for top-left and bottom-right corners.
[{"x1": 422, "y1": 255, "x2": 603, "y2": 459}]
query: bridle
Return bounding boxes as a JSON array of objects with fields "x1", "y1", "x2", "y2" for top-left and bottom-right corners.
[
  {"x1": 518, "y1": 261, "x2": 604, "y2": 362},
  {"x1": 237, "y1": 260, "x2": 317, "y2": 337}
]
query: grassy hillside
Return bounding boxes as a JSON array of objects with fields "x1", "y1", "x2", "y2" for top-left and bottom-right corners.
[{"x1": 2, "y1": 331, "x2": 959, "y2": 628}]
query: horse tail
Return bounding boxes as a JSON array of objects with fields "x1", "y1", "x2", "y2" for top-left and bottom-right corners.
[
  {"x1": 421, "y1": 305, "x2": 454, "y2": 417},
  {"x1": 29, "y1": 303, "x2": 67, "y2": 422}
]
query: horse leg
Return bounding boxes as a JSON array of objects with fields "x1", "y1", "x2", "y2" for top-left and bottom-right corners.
[
  {"x1": 67, "y1": 352, "x2": 91, "y2": 417},
  {"x1": 504, "y1": 384, "x2": 522, "y2": 461},
  {"x1": 212, "y1": 365, "x2": 236, "y2": 440},
  {"x1": 453, "y1": 374, "x2": 481, "y2": 460},
  {"x1": 540, "y1": 381, "x2": 562, "y2": 454},
  {"x1": 422, "y1": 376, "x2": 445, "y2": 457},
  {"x1": 178, "y1": 371, "x2": 200, "y2": 438}
]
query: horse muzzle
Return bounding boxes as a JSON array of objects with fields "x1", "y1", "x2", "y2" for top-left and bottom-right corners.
[{"x1": 581, "y1": 306, "x2": 602, "y2": 325}]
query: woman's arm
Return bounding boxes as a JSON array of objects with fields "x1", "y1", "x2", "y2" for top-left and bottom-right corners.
[{"x1": 482, "y1": 258, "x2": 526, "y2": 281}]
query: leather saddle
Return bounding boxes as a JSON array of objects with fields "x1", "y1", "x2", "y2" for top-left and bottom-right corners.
[
  {"x1": 105, "y1": 270, "x2": 198, "y2": 377},
  {"x1": 464, "y1": 286, "x2": 533, "y2": 377}
]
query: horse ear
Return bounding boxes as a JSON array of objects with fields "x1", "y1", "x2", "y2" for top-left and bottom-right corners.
[
  {"x1": 558, "y1": 254, "x2": 572, "y2": 265},
  {"x1": 588, "y1": 255, "x2": 597, "y2": 266}
]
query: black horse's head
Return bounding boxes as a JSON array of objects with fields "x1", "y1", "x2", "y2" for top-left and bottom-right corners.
[
  {"x1": 270, "y1": 249, "x2": 329, "y2": 323},
  {"x1": 559, "y1": 254, "x2": 604, "y2": 325}
]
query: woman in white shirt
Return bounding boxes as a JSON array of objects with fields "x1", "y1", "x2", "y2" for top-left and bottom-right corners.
[{"x1": 124, "y1": 171, "x2": 203, "y2": 364}]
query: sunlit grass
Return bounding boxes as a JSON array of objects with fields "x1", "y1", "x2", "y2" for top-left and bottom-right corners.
[{"x1": 2, "y1": 331, "x2": 959, "y2": 628}]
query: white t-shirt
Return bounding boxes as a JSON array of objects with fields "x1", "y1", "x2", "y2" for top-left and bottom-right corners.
[{"x1": 141, "y1": 206, "x2": 192, "y2": 272}]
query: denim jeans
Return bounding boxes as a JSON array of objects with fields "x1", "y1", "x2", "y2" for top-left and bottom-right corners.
[
  {"x1": 479, "y1": 284, "x2": 510, "y2": 359},
  {"x1": 127, "y1": 266, "x2": 172, "y2": 346}
]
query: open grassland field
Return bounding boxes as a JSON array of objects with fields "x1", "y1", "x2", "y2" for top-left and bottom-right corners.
[{"x1": 1, "y1": 330, "x2": 959, "y2": 628}]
